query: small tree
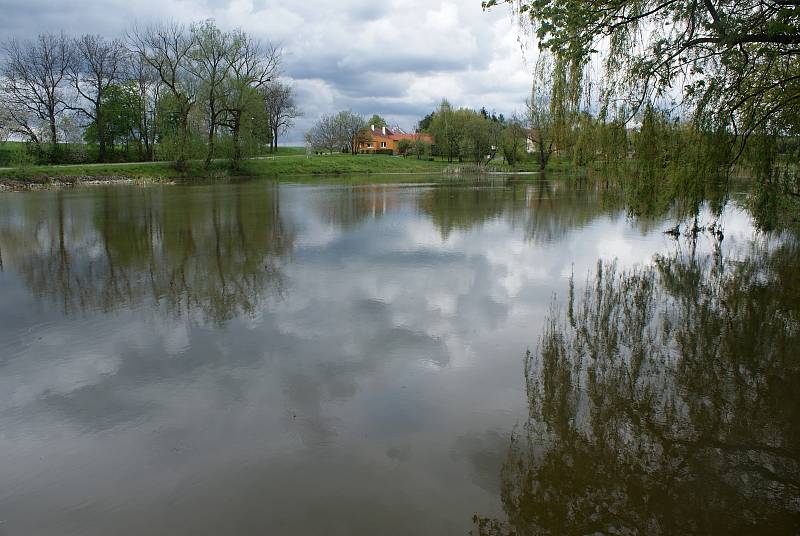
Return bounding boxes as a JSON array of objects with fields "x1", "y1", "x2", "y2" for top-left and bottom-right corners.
[
  {"x1": 397, "y1": 138, "x2": 412, "y2": 157},
  {"x1": 334, "y1": 110, "x2": 367, "y2": 154},
  {"x1": 461, "y1": 113, "x2": 494, "y2": 165},
  {"x1": 263, "y1": 80, "x2": 300, "y2": 153},
  {"x1": 309, "y1": 114, "x2": 340, "y2": 154},
  {"x1": 501, "y1": 114, "x2": 526, "y2": 166},
  {"x1": 82, "y1": 83, "x2": 140, "y2": 157},
  {"x1": 413, "y1": 139, "x2": 430, "y2": 160},
  {"x1": 430, "y1": 99, "x2": 462, "y2": 162}
]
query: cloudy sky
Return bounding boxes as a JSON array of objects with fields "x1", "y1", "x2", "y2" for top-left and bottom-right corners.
[{"x1": 1, "y1": 0, "x2": 533, "y2": 143}]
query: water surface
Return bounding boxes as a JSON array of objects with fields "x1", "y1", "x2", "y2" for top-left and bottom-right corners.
[{"x1": 0, "y1": 176, "x2": 794, "y2": 535}]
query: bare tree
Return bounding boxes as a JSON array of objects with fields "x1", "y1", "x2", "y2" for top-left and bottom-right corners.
[
  {"x1": 128, "y1": 22, "x2": 197, "y2": 170},
  {"x1": 309, "y1": 114, "x2": 340, "y2": 154},
  {"x1": 334, "y1": 110, "x2": 367, "y2": 155},
  {"x1": 68, "y1": 34, "x2": 128, "y2": 162},
  {"x1": 223, "y1": 31, "x2": 280, "y2": 168},
  {"x1": 188, "y1": 20, "x2": 234, "y2": 168},
  {"x1": 128, "y1": 54, "x2": 162, "y2": 161},
  {"x1": 0, "y1": 101, "x2": 11, "y2": 143},
  {"x1": 262, "y1": 80, "x2": 300, "y2": 153},
  {"x1": 1, "y1": 33, "x2": 74, "y2": 160}
]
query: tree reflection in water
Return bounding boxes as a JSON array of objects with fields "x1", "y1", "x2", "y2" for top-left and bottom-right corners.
[
  {"x1": 0, "y1": 183, "x2": 293, "y2": 324},
  {"x1": 474, "y1": 240, "x2": 800, "y2": 535}
]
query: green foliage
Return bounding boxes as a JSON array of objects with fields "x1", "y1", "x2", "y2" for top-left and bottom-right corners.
[
  {"x1": 430, "y1": 100, "x2": 463, "y2": 162},
  {"x1": 500, "y1": 119, "x2": 526, "y2": 166},
  {"x1": 485, "y1": 0, "x2": 800, "y2": 220},
  {"x1": 461, "y1": 113, "x2": 500, "y2": 164},
  {"x1": 83, "y1": 83, "x2": 142, "y2": 154},
  {"x1": 0, "y1": 153, "x2": 449, "y2": 181},
  {"x1": 430, "y1": 101, "x2": 502, "y2": 164},
  {"x1": 417, "y1": 112, "x2": 435, "y2": 132},
  {"x1": 413, "y1": 139, "x2": 431, "y2": 159},
  {"x1": 396, "y1": 138, "x2": 412, "y2": 157},
  {"x1": 366, "y1": 114, "x2": 387, "y2": 128},
  {"x1": 0, "y1": 142, "x2": 35, "y2": 167},
  {"x1": 488, "y1": 0, "x2": 800, "y2": 133}
]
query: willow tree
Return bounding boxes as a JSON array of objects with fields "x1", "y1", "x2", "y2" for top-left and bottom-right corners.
[
  {"x1": 473, "y1": 242, "x2": 800, "y2": 535},
  {"x1": 484, "y1": 0, "x2": 799, "y2": 135},
  {"x1": 485, "y1": 0, "x2": 800, "y2": 226}
]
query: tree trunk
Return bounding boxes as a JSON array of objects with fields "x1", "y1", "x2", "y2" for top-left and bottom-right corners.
[
  {"x1": 538, "y1": 141, "x2": 547, "y2": 171},
  {"x1": 98, "y1": 111, "x2": 107, "y2": 163},
  {"x1": 231, "y1": 113, "x2": 242, "y2": 170},
  {"x1": 176, "y1": 107, "x2": 190, "y2": 172},
  {"x1": 49, "y1": 110, "x2": 58, "y2": 163},
  {"x1": 205, "y1": 124, "x2": 215, "y2": 169},
  {"x1": 142, "y1": 134, "x2": 150, "y2": 162}
]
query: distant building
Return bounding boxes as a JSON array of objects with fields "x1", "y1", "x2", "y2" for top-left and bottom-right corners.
[{"x1": 360, "y1": 124, "x2": 433, "y2": 154}]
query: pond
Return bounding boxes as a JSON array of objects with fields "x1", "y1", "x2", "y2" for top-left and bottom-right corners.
[{"x1": 0, "y1": 176, "x2": 797, "y2": 535}]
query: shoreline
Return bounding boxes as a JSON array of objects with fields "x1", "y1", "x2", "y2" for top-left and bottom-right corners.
[
  {"x1": 0, "y1": 174, "x2": 174, "y2": 192},
  {"x1": 0, "y1": 155, "x2": 553, "y2": 188}
]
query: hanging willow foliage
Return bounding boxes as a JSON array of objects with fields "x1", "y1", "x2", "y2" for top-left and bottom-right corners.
[{"x1": 485, "y1": 0, "x2": 800, "y2": 229}]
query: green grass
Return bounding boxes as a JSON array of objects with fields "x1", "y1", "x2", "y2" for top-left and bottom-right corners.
[
  {"x1": 488, "y1": 155, "x2": 574, "y2": 173},
  {"x1": 239, "y1": 154, "x2": 449, "y2": 176},
  {"x1": 0, "y1": 160, "x2": 187, "y2": 180},
  {"x1": 0, "y1": 153, "x2": 451, "y2": 181},
  {"x1": 0, "y1": 141, "x2": 31, "y2": 167},
  {"x1": 269, "y1": 146, "x2": 306, "y2": 156},
  {"x1": 0, "y1": 142, "x2": 307, "y2": 168}
]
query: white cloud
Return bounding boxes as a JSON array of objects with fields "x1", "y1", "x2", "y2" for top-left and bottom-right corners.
[{"x1": 0, "y1": 0, "x2": 531, "y2": 143}]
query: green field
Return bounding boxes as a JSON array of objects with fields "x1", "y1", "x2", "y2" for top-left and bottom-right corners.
[
  {"x1": 0, "y1": 152, "x2": 455, "y2": 182},
  {"x1": 0, "y1": 141, "x2": 308, "y2": 167},
  {"x1": 0, "y1": 142, "x2": 574, "y2": 184}
]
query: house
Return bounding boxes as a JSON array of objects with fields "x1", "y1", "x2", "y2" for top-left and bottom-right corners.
[{"x1": 360, "y1": 124, "x2": 433, "y2": 154}]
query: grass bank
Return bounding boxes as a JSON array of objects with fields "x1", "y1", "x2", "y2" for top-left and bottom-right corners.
[{"x1": 0, "y1": 153, "x2": 452, "y2": 185}]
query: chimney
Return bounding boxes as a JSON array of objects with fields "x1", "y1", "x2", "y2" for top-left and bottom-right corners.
[
  {"x1": 381, "y1": 126, "x2": 386, "y2": 135},
  {"x1": 371, "y1": 124, "x2": 375, "y2": 132}
]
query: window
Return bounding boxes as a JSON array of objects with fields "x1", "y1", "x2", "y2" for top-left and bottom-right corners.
[
  {"x1": 380, "y1": 142, "x2": 387, "y2": 148},
  {"x1": 367, "y1": 143, "x2": 373, "y2": 148}
]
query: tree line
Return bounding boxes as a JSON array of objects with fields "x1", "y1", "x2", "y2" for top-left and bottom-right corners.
[
  {"x1": 306, "y1": 104, "x2": 529, "y2": 164},
  {"x1": 0, "y1": 20, "x2": 301, "y2": 169}
]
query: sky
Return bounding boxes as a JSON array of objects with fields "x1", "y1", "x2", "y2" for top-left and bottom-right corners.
[{"x1": 0, "y1": 0, "x2": 533, "y2": 143}]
